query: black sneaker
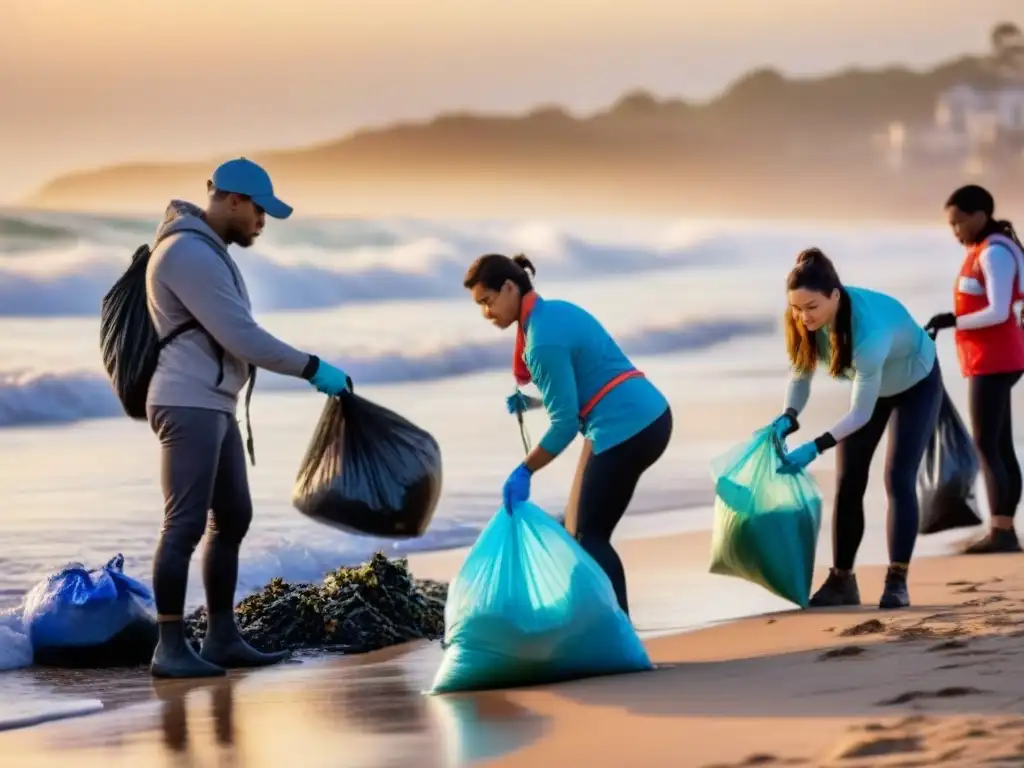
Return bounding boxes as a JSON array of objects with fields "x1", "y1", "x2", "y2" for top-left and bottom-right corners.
[
  {"x1": 809, "y1": 568, "x2": 861, "y2": 607},
  {"x1": 879, "y1": 567, "x2": 910, "y2": 609},
  {"x1": 961, "y1": 528, "x2": 1023, "y2": 554}
]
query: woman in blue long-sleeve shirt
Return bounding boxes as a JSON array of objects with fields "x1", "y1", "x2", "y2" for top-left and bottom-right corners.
[
  {"x1": 771, "y1": 248, "x2": 942, "y2": 610},
  {"x1": 463, "y1": 253, "x2": 672, "y2": 614}
]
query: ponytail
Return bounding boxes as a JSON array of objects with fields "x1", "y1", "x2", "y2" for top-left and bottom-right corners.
[
  {"x1": 463, "y1": 253, "x2": 536, "y2": 293},
  {"x1": 511, "y1": 254, "x2": 536, "y2": 278},
  {"x1": 995, "y1": 219, "x2": 1024, "y2": 252}
]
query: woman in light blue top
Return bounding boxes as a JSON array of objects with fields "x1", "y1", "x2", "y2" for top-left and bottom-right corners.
[
  {"x1": 771, "y1": 248, "x2": 942, "y2": 610},
  {"x1": 463, "y1": 253, "x2": 672, "y2": 615}
]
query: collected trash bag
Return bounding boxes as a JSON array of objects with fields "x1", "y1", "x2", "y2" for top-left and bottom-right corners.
[
  {"x1": 918, "y1": 389, "x2": 982, "y2": 534},
  {"x1": 292, "y1": 391, "x2": 443, "y2": 538},
  {"x1": 709, "y1": 425, "x2": 823, "y2": 608},
  {"x1": 430, "y1": 500, "x2": 652, "y2": 694},
  {"x1": 22, "y1": 554, "x2": 158, "y2": 668}
]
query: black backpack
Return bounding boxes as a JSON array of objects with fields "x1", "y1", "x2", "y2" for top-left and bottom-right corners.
[{"x1": 100, "y1": 234, "x2": 257, "y2": 463}]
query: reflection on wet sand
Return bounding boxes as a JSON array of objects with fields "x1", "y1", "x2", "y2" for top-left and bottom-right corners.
[
  {"x1": 429, "y1": 693, "x2": 548, "y2": 767},
  {"x1": 0, "y1": 640, "x2": 546, "y2": 768},
  {"x1": 155, "y1": 677, "x2": 238, "y2": 763}
]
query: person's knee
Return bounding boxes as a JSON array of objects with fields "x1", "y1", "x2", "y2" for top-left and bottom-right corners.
[
  {"x1": 831, "y1": 479, "x2": 864, "y2": 520},
  {"x1": 973, "y1": 424, "x2": 1002, "y2": 462},
  {"x1": 210, "y1": 496, "x2": 253, "y2": 546},
  {"x1": 158, "y1": 512, "x2": 207, "y2": 559},
  {"x1": 575, "y1": 529, "x2": 611, "y2": 558},
  {"x1": 884, "y1": 464, "x2": 917, "y2": 504}
]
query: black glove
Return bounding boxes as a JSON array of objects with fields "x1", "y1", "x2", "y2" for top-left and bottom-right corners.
[{"x1": 924, "y1": 312, "x2": 956, "y2": 334}]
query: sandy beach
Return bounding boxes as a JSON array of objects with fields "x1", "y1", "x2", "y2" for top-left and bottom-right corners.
[
  {"x1": 1, "y1": 524, "x2": 1021, "y2": 767},
  {"x1": 0, "y1": 365, "x2": 1019, "y2": 767}
]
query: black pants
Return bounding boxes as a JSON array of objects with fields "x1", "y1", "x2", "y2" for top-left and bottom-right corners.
[
  {"x1": 564, "y1": 407, "x2": 673, "y2": 615},
  {"x1": 833, "y1": 361, "x2": 943, "y2": 572},
  {"x1": 149, "y1": 406, "x2": 254, "y2": 617},
  {"x1": 968, "y1": 371, "x2": 1023, "y2": 521}
]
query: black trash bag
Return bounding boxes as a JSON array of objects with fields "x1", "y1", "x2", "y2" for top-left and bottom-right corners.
[
  {"x1": 292, "y1": 391, "x2": 443, "y2": 538},
  {"x1": 918, "y1": 388, "x2": 983, "y2": 534}
]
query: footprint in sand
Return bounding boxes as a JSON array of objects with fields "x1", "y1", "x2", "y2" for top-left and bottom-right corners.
[
  {"x1": 701, "y1": 753, "x2": 808, "y2": 767},
  {"x1": 817, "y1": 646, "x2": 867, "y2": 661},
  {"x1": 828, "y1": 734, "x2": 924, "y2": 760},
  {"x1": 928, "y1": 639, "x2": 969, "y2": 652},
  {"x1": 877, "y1": 687, "x2": 987, "y2": 706},
  {"x1": 934, "y1": 660, "x2": 990, "y2": 670},
  {"x1": 948, "y1": 648, "x2": 1000, "y2": 657},
  {"x1": 962, "y1": 594, "x2": 1007, "y2": 607},
  {"x1": 840, "y1": 619, "x2": 886, "y2": 637}
]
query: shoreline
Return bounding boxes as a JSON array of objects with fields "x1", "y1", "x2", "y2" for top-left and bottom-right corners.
[
  {"x1": 0, "y1": 518, "x2": 987, "y2": 722},
  {"x1": 1, "y1": 541, "x2": 1020, "y2": 766}
]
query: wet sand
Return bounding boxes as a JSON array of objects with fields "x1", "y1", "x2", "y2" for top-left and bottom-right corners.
[
  {"x1": 2, "y1": 372, "x2": 1018, "y2": 765},
  {"x1": 2, "y1": 530, "x2": 1022, "y2": 767}
]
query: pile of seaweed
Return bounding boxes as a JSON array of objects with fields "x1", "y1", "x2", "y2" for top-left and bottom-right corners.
[{"x1": 184, "y1": 552, "x2": 448, "y2": 655}]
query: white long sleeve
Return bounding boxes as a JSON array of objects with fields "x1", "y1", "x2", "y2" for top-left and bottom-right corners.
[{"x1": 956, "y1": 244, "x2": 1019, "y2": 331}]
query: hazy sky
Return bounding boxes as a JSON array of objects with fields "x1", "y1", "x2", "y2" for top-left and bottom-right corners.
[{"x1": 2, "y1": 0, "x2": 1020, "y2": 202}]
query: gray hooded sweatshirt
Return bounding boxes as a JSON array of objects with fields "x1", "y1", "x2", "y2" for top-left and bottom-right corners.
[{"x1": 145, "y1": 200, "x2": 313, "y2": 414}]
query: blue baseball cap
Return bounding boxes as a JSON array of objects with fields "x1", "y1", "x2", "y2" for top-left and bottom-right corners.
[{"x1": 210, "y1": 157, "x2": 293, "y2": 219}]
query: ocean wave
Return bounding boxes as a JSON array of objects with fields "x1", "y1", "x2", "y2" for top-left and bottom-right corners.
[
  {"x1": 0, "y1": 237, "x2": 694, "y2": 319},
  {"x1": 0, "y1": 207, "x2": 949, "y2": 319},
  {"x1": 0, "y1": 314, "x2": 774, "y2": 429}
]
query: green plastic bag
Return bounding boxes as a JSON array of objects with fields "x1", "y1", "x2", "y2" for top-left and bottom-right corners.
[{"x1": 708, "y1": 424, "x2": 823, "y2": 608}]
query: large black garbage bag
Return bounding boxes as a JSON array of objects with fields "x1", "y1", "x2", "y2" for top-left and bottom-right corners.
[
  {"x1": 918, "y1": 388, "x2": 983, "y2": 534},
  {"x1": 292, "y1": 392, "x2": 443, "y2": 538}
]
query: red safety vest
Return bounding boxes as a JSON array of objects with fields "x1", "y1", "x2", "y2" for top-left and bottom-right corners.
[{"x1": 953, "y1": 233, "x2": 1024, "y2": 377}]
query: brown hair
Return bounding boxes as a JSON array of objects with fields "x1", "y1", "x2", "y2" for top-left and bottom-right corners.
[
  {"x1": 462, "y1": 253, "x2": 536, "y2": 293},
  {"x1": 784, "y1": 248, "x2": 853, "y2": 378}
]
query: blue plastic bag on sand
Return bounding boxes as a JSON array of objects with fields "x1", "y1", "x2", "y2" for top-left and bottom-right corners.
[
  {"x1": 430, "y1": 501, "x2": 652, "y2": 694},
  {"x1": 22, "y1": 554, "x2": 158, "y2": 668},
  {"x1": 709, "y1": 425, "x2": 823, "y2": 608}
]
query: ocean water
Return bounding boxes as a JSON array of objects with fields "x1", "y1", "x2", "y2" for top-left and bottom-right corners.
[{"x1": 0, "y1": 206, "x2": 1002, "y2": 728}]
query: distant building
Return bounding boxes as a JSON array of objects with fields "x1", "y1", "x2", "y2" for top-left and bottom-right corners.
[
  {"x1": 937, "y1": 84, "x2": 1024, "y2": 138},
  {"x1": 918, "y1": 84, "x2": 1024, "y2": 172}
]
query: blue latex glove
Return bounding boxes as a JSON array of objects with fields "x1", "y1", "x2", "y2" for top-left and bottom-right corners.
[
  {"x1": 309, "y1": 360, "x2": 352, "y2": 396},
  {"x1": 506, "y1": 392, "x2": 543, "y2": 415},
  {"x1": 779, "y1": 441, "x2": 819, "y2": 475},
  {"x1": 502, "y1": 463, "x2": 532, "y2": 513},
  {"x1": 771, "y1": 412, "x2": 798, "y2": 441}
]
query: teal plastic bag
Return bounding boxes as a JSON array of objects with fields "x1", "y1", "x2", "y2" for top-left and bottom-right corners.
[
  {"x1": 430, "y1": 500, "x2": 652, "y2": 694},
  {"x1": 708, "y1": 425, "x2": 823, "y2": 608}
]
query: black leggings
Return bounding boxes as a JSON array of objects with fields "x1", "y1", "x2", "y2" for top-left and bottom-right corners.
[
  {"x1": 565, "y1": 407, "x2": 673, "y2": 615},
  {"x1": 150, "y1": 406, "x2": 254, "y2": 617},
  {"x1": 833, "y1": 361, "x2": 943, "y2": 572},
  {"x1": 968, "y1": 371, "x2": 1023, "y2": 521}
]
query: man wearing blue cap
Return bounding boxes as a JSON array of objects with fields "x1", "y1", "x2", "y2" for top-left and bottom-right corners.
[{"x1": 144, "y1": 158, "x2": 350, "y2": 678}]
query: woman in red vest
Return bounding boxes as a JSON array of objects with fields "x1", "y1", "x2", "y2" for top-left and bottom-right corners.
[{"x1": 926, "y1": 184, "x2": 1024, "y2": 554}]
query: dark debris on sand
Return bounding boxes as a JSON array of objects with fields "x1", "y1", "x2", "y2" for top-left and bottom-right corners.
[{"x1": 185, "y1": 552, "x2": 448, "y2": 655}]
